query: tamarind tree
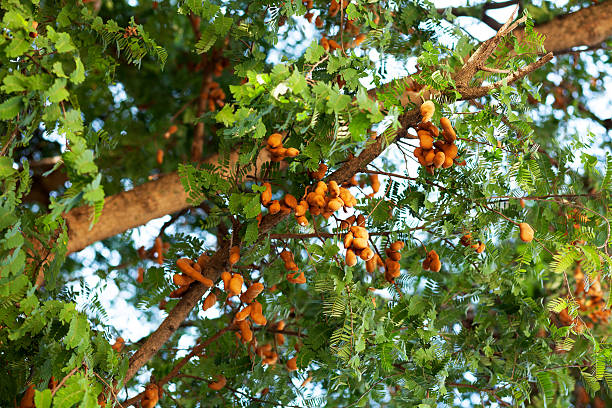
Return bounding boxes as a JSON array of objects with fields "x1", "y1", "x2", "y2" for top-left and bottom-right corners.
[{"x1": 2, "y1": 0, "x2": 612, "y2": 406}]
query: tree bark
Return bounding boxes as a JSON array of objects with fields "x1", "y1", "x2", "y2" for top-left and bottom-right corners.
[{"x1": 62, "y1": 1, "x2": 612, "y2": 255}]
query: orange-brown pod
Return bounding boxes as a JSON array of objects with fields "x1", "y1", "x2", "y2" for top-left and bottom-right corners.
[
  {"x1": 519, "y1": 222, "x2": 534, "y2": 242},
  {"x1": 221, "y1": 271, "x2": 231, "y2": 292},
  {"x1": 137, "y1": 267, "x2": 144, "y2": 283},
  {"x1": 208, "y1": 375, "x2": 227, "y2": 391},
  {"x1": 360, "y1": 247, "x2": 374, "y2": 261},
  {"x1": 141, "y1": 384, "x2": 159, "y2": 408},
  {"x1": 352, "y1": 237, "x2": 368, "y2": 250},
  {"x1": 519, "y1": 198, "x2": 526, "y2": 208},
  {"x1": 176, "y1": 258, "x2": 214, "y2": 287},
  {"x1": 228, "y1": 273, "x2": 244, "y2": 297},
  {"x1": 283, "y1": 194, "x2": 298, "y2": 209},
  {"x1": 111, "y1": 337, "x2": 125, "y2": 352},
  {"x1": 169, "y1": 285, "x2": 190, "y2": 298},
  {"x1": 315, "y1": 16, "x2": 323, "y2": 28},
  {"x1": 235, "y1": 304, "x2": 252, "y2": 322},
  {"x1": 433, "y1": 151, "x2": 445, "y2": 169},
  {"x1": 269, "y1": 200, "x2": 281, "y2": 214},
  {"x1": 296, "y1": 216, "x2": 309, "y2": 226},
  {"x1": 173, "y1": 273, "x2": 195, "y2": 287},
  {"x1": 202, "y1": 292, "x2": 217, "y2": 311},
  {"x1": 418, "y1": 130, "x2": 433, "y2": 149},
  {"x1": 154, "y1": 237, "x2": 163, "y2": 265},
  {"x1": 156, "y1": 149, "x2": 164, "y2": 165},
  {"x1": 229, "y1": 246, "x2": 240, "y2": 265},
  {"x1": 390, "y1": 241, "x2": 404, "y2": 251},
  {"x1": 301, "y1": 375, "x2": 312, "y2": 387},
  {"x1": 251, "y1": 301, "x2": 267, "y2": 325},
  {"x1": 286, "y1": 147, "x2": 300, "y2": 157},
  {"x1": 260, "y1": 182, "x2": 272, "y2": 206},
  {"x1": 267, "y1": 133, "x2": 282, "y2": 149},
  {"x1": 440, "y1": 117, "x2": 456, "y2": 142},
  {"x1": 420, "y1": 101, "x2": 435, "y2": 122},
  {"x1": 19, "y1": 384, "x2": 35, "y2": 408},
  {"x1": 286, "y1": 356, "x2": 298, "y2": 371},
  {"x1": 238, "y1": 319, "x2": 253, "y2": 342},
  {"x1": 345, "y1": 249, "x2": 357, "y2": 266}
]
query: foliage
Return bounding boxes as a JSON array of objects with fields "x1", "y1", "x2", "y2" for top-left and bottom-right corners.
[{"x1": 1, "y1": 0, "x2": 611, "y2": 407}]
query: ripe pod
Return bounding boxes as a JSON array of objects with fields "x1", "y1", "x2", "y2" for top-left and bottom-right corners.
[
  {"x1": 388, "y1": 251, "x2": 401, "y2": 262},
  {"x1": 440, "y1": 117, "x2": 456, "y2": 142},
  {"x1": 345, "y1": 249, "x2": 357, "y2": 266},
  {"x1": 285, "y1": 147, "x2": 300, "y2": 157},
  {"x1": 283, "y1": 194, "x2": 298, "y2": 209},
  {"x1": 418, "y1": 131, "x2": 434, "y2": 149},
  {"x1": 137, "y1": 267, "x2": 144, "y2": 283},
  {"x1": 228, "y1": 273, "x2": 244, "y2": 297},
  {"x1": 328, "y1": 180, "x2": 340, "y2": 197},
  {"x1": 261, "y1": 182, "x2": 272, "y2": 206},
  {"x1": 221, "y1": 271, "x2": 231, "y2": 292},
  {"x1": 202, "y1": 292, "x2": 217, "y2": 311},
  {"x1": 351, "y1": 226, "x2": 369, "y2": 240},
  {"x1": 156, "y1": 149, "x2": 164, "y2": 165},
  {"x1": 141, "y1": 384, "x2": 159, "y2": 408},
  {"x1": 390, "y1": 241, "x2": 404, "y2": 251},
  {"x1": 241, "y1": 282, "x2": 264, "y2": 303},
  {"x1": 250, "y1": 301, "x2": 267, "y2": 325},
  {"x1": 327, "y1": 198, "x2": 344, "y2": 212},
  {"x1": 238, "y1": 319, "x2": 253, "y2": 342},
  {"x1": 267, "y1": 133, "x2": 282, "y2": 149},
  {"x1": 173, "y1": 273, "x2": 195, "y2": 287},
  {"x1": 433, "y1": 151, "x2": 446, "y2": 169},
  {"x1": 286, "y1": 356, "x2": 298, "y2": 371},
  {"x1": 360, "y1": 247, "x2": 374, "y2": 261},
  {"x1": 269, "y1": 200, "x2": 281, "y2": 214},
  {"x1": 169, "y1": 285, "x2": 190, "y2": 298},
  {"x1": 176, "y1": 258, "x2": 213, "y2": 287},
  {"x1": 420, "y1": 101, "x2": 435, "y2": 122},
  {"x1": 296, "y1": 216, "x2": 309, "y2": 226},
  {"x1": 208, "y1": 375, "x2": 227, "y2": 391},
  {"x1": 519, "y1": 222, "x2": 534, "y2": 242},
  {"x1": 235, "y1": 305, "x2": 252, "y2": 322},
  {"x1": 352, "y1": 237, "x2": 368, "y2": 250},
  {"x1": 343, "y1": 232, "x2": 354, "y2": 249},
  {"x1": 229, "y1": 246, "x2": 240, "y2": 265},
  {"x1": 476, "y1": 242, "x2": 486, "y2": 254},
  {"x1": 294, "y1": 201, "x2": 308, "y2": 217},
  {"x1": 519, "y1": 198, "x2": 526, "y2": 208}
]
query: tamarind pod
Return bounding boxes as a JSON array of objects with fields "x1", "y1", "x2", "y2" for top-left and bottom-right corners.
[
  {"x1": 440, "y1": 117, "x2": 456, "y2": 142},
  {"x1": 286, "y1": 356, "x2": 298, "y2": 371},
  {"x1": 460, "y1": 234, "x2": 472, "y2": 246},
  {"x1": 388, "y1": 251, "x2": 401, "y2": 262},
  {"x1": 154, "y1": 237, "x2": 163, "y2": 265},
  {"x1": 285, "y1": 260, "x2": 299, "y2": 271},
  {"x1": 519, "y1": 222, "x2": 534, "y2": 242},
  {"x1": 262, "y1": 351, "x2": 278, "y2": 365},
  {"x1": 240, "y1": 282, "x2": 264, "y2": 303},
  {"x1": 360, "y1": 247, "x2": 374, "y2": 261},
  {"x1": 156, "y1": 149, "x2": 164, "y2": 165},
  {"x1": 328, "y1": 39, "x2": 341, "y2": 50},
  {"x1": 385, "y1": 258, "x2": 400, "y2": 275},
  {"x1": 48, "y1": 376, "x2": 58, "y2": 391},
  {"x1": 314, "y1": 181, "x2": 328, "y2": 195},
  {"x1": 353, "y1": 33, "x2": 366, "y2": 46},
  {"x1": 267, "y1": 133, "x2": 282, "y2": 148},
  {"x1": 221, "y1": 271, "x2": 231, "y2": 292},
  {"x1": 229, "y1": 246, "x2": 240, "y2": 265},
  {"x1": 440, "y1": 143, "x2": 458, "y2": 159},
  {"x1": 315, "y1": 16, "x2": 323, "y2": 27},
  {"x1": 390, "y1": 241, "x2": 404, "y2": 251},
  {"x1": 345, "y1": 249, "x2": 357, "y2": 266},
  {"x1": 419, "y1": 133, "x2": 434, "y2": 150},
  {"x1": 98, "y1": 392, "x2": 107, "y2": 407},
  {"x1": 352, "y1": 237, "x2": 368, "y2": 250},
  {"x1": 428, "y1": 250, "x2": 439, "y2": 260},
  {"x1": 141, "y1": 384, "x2": 159, "y2": 408},
  {"x1": 269, "y1": 200, "x2": 281, "y2": 214},
  {"x1": 476, "y1": 242, "x2": 486, "y2": 254},
  {"x1": 251, "y1": 303, "x2": 268, "y2": 325},
  {"x1": 424, "y1": 149, "x2": 435, "y2": 166},
  {"x1": 356, "y1": 214, "x2": 366, "y2": 227},
  {"x1": 275, "y1": 333, "x2": 286, "y2": 345},
  {"x1": 257, "y1": 343, "x2": 272, "y2": 357},
  {"x1": 350, "y1": 226, "x2": 369, "y2": 240},
  {"x1": 442, "y1": 155, "x2": 453, "y2": 168},
  {"x1": 369, "y1": 174, "x2": 380, "y2": 193},
  {"x1": 343, "y1": 232, "x2": 354, "y2": 249},
  {"x1": 169, "y1": 285, "x2": 190, "y2": 298},
  {"x1": 291, "y1": 271, "x2": 306, "y2": 284},
  {"x1": 338, "y1": 188, "x2": 355, "y2": 207},
  {"x1": 420, "y1": 101, "x2": 435, "y2": 122},
  {"x1": 202, "y1": 292, "x2": 217, "y2": 311},
  {"x1": 301, "y1": 375, "x2": 312, "y2": 387},
  {"x1": 235, "y1": 305, "x2": 252, "y2": 322},
  {"x1": 296, "y1": 215, "x2": 309, "y2": 226},
  {"x1": 176, "y1": 258, "x2": 214, "y2": 286},
  {"x1": 238, "y1": 319, "x2": 253, "y2": 342},
  {"x1": 260, "y1": 182, "x2": 272, "y2": 206},
  {"x1": 418, "y1": 120, "x2": 440, "y2": 137},
  {"x1": 365, "y1": 257, "x2": 376, "y2": 273},
  {"x1": 433, "y1": 151, "x2": 445, "y2": 168},
  {"x1": 283, "y1": 194, "x2": 298, "y2": 209},
  {"x1": 417, "y1": 154, "x2": 427, "y2": 166},
  {"x1": 520, "y1": 198, "x2": 526, "y2": 208},
  {"x1": 422, "y1": 257, "x2": 431, "y2": 271},
  {"x1": 328, "y1": 180, "x2": 340, "y2": 197},
  {"x1": 285, "y1": 147, "x2": 300, "y2": 157},
  {"x1": 228, "y1": 273, "x2": 244, "y2": 297},
  {"x1": 137, "y1": 267, "x2": 144, "y2": 283},
  {"x1": 430, "y1": 258, "x2": 442, "y2": 272},
  {"x1": 326, "y1": 197, "x2": 344, "y2": 212},
  {"x1": 208, "y1": 375, "x2": 227, "y2": 391},
  {"x1": 413, "y1": 147, "x2": 423, "y2": 158},
  {"x1": 280, "y1": 250, "x2": 294, "y2": 262},
  {"x1": 173, "y1": 273, "x2": 195, "y2": 287}
]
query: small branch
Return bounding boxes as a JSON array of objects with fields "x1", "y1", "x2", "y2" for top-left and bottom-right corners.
[
  {"x1": 479, "y1": 65, "x2": 511, "y2": 74},
  {"x1": 51, "y1": 365, "x2": 81, "y2": 397}
]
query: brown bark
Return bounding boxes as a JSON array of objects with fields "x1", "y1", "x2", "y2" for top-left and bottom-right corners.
[
  {"x1": 514, "y1": 1, "x2": 612, "y2": 54},
  {"x1": 64, "y1": 149, "x2": 272, "y2": 254}
]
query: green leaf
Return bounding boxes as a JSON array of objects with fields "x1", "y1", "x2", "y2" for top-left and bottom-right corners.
[
  {"x1": 70, "y1": 57, "x2": 85, "y2": 84},
  {"x1": 45, "y1": 79, "x2": 69, "y2": 103},
  {"x1": 47, "y1": 27, "x2": 76, "y2": 53},
  {"x1": 0, "y1": 96, "x2": 23, "y2": 120},
  {"x1": 34, "y1": 389, "x2": 52, "y2": 408}
]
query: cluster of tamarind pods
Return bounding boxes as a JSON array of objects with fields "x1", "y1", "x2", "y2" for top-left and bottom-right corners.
[
  {"x1": 265, "y1": 132, "x2": 300, "y2": 162},
  {"x1": 413, "y1": 101, "x2": 463, "y2": 174},
  {"x1": 460, "y1": 233, "x2": 486, "y2": 253}
]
